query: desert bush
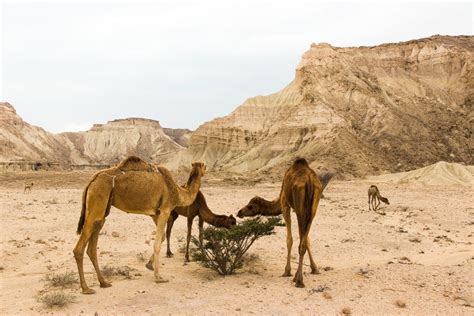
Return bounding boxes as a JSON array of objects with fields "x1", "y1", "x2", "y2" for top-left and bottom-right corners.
[
  {"x1": 38, "y1": 291, "x2": 75, "y2": 308},
  {"x1": 192, "y1": 217, "x2": 281, "y2": 275},
  {"x1": 101, "y1": 264, "x2": 135, "y2": 279},
  {"x1": 45, "y1": 271, "x2": 77, "y2": 287}
]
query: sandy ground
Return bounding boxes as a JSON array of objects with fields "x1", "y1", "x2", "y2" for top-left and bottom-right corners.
[{"x1": 0, "y1": 171, "x2": 473, "y2": 315}]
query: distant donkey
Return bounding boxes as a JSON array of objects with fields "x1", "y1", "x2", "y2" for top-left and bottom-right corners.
[
  {"x1": 24, "y1": 182, "x2": 34, "y2": 194},
  {"x1": 368, "y1": 185, "x2": 389, "y2": 212}
]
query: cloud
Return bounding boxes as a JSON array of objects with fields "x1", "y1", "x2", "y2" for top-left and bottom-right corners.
[{"x1": 1, "y1": 1, "x2": 472, "y2": 132}]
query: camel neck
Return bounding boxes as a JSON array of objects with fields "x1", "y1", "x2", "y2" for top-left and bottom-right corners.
[
  {"x1": 258, "y1": 198, "x2": 282, "y2": 216},
  {"x1": 177, "y1": 177, "x2": 201, "y2": 207}
]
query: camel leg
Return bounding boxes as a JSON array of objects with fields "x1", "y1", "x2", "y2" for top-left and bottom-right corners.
[
  {"x1": 73, "y1": 187, "x2": 111, "y2": 295},
  {"x1": 306, "y1": 237, "x2": 319, "y2": 274},
  {"x1": 184, "y1": 215, "x2": 195, "y2": 263},
  {"x1": 166, "y1": 212, "x2": 179, "y2": 258},
  {"x1": 73, "y1": 222, "x2": 96, "y2": 294},
  {"x1": 375, "y1": 197, "x2": 381, "y2": 211},
  {"x1": 146, "y1": 216, "x2": 158, "y2": 271},
  {"x1": 368, "y1": 195, "x2": 371, "y2": 211},
  {"x1": 198, "y1": 216, "x2": 204, "y2": 246},
  {"x1": 153, "y1": 209, "x2": 171, "y2": 283},
  {"x1": 281, "y1": 207, "x2": 292, "y2": 277},
  {"x1": 293, "y1": 215, "x2": 312, "y2": 288},
  {"x1": 86, "y1": 219, "x2": 111, "y2": 288}
]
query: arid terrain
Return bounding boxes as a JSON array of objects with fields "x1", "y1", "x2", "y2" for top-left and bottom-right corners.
[{"x1": 1, "y1": 169, "x2": 473, "y2": 315}]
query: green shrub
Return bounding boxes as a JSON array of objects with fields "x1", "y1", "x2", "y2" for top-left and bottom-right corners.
[{"x1": 192, "y1": 216, "x2": 281, "y2": 275}]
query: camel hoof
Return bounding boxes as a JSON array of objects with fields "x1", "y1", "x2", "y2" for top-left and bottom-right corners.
[
  {"x1": 100, "y1": 282, "x2": 112, "y2": 288},
  {"x1": 281, "y1": 272, "x2": 292, "y2": 277},
  {"x1": 310, "y1": 268, "x2": 320, "y2": 275},
  {"x1": 166, "y1": 252, "x2": 174, "y2": 258},
  {"x1": 155, "y1": 277, "x2": 169, "y2": 283},
  {"x1": 295, "y1": 281, "x2": 305, "y2": 288},
  {"x1": 82, "y1": 288, "x2": 96, "y2": 295},
  {"x1": 145, "y1": 262, "x2": 154, "y2": 271}
]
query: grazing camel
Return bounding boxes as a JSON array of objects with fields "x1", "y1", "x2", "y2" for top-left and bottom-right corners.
[
  {"x1": 237, "y1": 158, "x2": 323, "y2": 288},
  {"x1": 23, "y1": 182, "x2": 34, "y2": 194},
  {"x1": 368, "y1": 185, "x2": 390, "y2": 212},
  {"x1": 145, "y1": 190, "x2": 237, "y2": 269},
  {"x1": 73, "y1": 156, "x2": 206, "y2": 294}
]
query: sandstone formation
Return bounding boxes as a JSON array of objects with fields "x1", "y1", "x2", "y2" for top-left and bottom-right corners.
[
  {"x1": 0, "y1": 103, "x2": 183, "y2": 166},
  {"x1": 0, "y1": 102, "x2": 71, "y2": 163},
  {"x1": 163, "y1": 128, "x2": 192, "y2": 147},
  {"x1": 58, "y1": 118, "x2": 182, "y2": 164},
  {"x1": 182, "y1": 35, "x2": 473, "y2": 176},
  {"x1": 371, "y1": 161, "x2": 474, "y2": 187}
]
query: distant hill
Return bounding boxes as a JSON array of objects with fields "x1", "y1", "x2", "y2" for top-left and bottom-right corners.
[{"x1": 176, "y1": 35, "x2": 473, "y2": 176}]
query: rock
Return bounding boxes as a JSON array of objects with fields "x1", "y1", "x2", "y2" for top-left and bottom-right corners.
[{"x1": 176, "y1": 35, "x2": 473, "y2": 177}]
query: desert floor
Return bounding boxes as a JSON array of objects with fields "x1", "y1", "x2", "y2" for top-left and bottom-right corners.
[{"x1": 0, "y1": 171, "x2": 473, "y2": 315}]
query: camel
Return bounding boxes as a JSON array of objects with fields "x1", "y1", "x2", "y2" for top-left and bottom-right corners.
[
  {"x1": 73, "y1": 156, "x2": 206, "y2": 294},
  {"x1": 145, "y1": 190, "x2": 237, "y2": 269},
  {"x1": 23, "y1": 182, "x2": 34, "y2": 194},
  {"x1": 237, "y1": 157, "x2": 323, "y2": 288},
  {"x1": 368, "y1": 185, "x2": 390, "y2": 212}
]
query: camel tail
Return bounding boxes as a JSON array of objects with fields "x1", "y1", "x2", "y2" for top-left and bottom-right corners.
[
  {"x1": 76, "y1": 187, "x2": 88, "y2": 235},
  {"x1": 318, "y1": 172, "x2": 335, "y2": 192},
  {"x1": 303, "y1": 181, "x2": 314, "y2": 232},
  {"x1": 76, "y1": 171, "x2": 103, "y2": 235}
]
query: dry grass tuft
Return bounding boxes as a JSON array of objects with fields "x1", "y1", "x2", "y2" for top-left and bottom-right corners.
[
  {"x1": 45, "y1": 271, "x2": 78, "y2": 287},
  {"x1": 101, "y1": 264, "x2": 135, "y2": 279},
  {"x1": 395, "y1": 299, "x2": 407, "y2": 308},
  {"x1": 38, "y1": 291, "x2": 75, "y2": 308},
  {"x1": 341, "y1": 307, "x2": 352, "y2": 315},
  {"x1": 136, "y1": 252, "x2": 147, "y2": 262}
]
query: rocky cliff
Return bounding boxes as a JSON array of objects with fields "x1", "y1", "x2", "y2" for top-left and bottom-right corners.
[
  {"x1": 58, "y1": 118, "x2": 183, "y2": 164},
  {"x1": 0, "y1": 102, "x2": 71, "y2": 163},
  {"x1": 0, "y1": 103, "x2": 183, "y2": 165},
  {"x1": 181, "y1": 35, "x2": 474, "y2": 176}
]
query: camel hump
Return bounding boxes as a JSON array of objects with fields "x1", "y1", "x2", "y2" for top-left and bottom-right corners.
[
  {"x1": 116, "y1": 156, "x2": 153, "y2": 172},
  {"x1": 293, "y1": 157, "x2": 309, "y2": 167}
]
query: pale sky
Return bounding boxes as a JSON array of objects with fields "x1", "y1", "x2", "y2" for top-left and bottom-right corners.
[{"x1": 0, "y1": 0, "x2": 472, "y2": 132}]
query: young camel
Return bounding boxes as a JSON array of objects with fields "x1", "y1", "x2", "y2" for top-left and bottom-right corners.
[
  {"x1": 237, "y1": 158, "x2": 323, "y2": 288},
  {"x1": 24, "y1": 182, "x2": 34, "y2": 194},
  {"x1": 73, "y1": 156, "x2": 206, "y2": 294},
  {"x1": 145, "y1": 190, "x2": 237, "y2": 269},
  {"x1": 368, "y1": 185, "x2": 390, "y2": 212}
]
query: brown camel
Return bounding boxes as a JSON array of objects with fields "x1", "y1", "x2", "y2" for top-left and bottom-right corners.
[
  {"x1": 368, "y1": 185, "x2": 390, "y2": 212},
  {"x1": 237, "y1": 158, "x2": 323, "y2": 288},
  {"x1": 145, "y1": 190, "x2": 237, "y2": 269},
  {"x1": 23, "y1": 182, "x2": 34, "y2": 194},
  {"x1": 73, "y1": 156, "x2": 206, "y2": 294}
]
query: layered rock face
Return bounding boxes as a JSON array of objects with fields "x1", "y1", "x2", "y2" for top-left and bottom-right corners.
[
  {"x1": 163, "y1": 128, "x2": 192, "y2": 147},
  {"x1": 0, "y1": 104, "x2": 183, "y2": 165},
  {"x1": 184, "y1": 35, "x2": 474, "y2": 176},
  {"x1": 0, "y1": 102, "x2": 71, "y2": 163},
  {"x1": 58, "y1": 118, "x2": 183, "y2": 164}
]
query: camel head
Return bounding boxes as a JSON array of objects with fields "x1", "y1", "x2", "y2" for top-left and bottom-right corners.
[
  {"x1": 237, "y1": 196, "x2": 264, "y2": 218},
  {"x1": 224, "y1": 215, "x2": 237, "y2": 228},
  {"x1": 191, "y1": 162, "x2": 207, "y2": 177}
]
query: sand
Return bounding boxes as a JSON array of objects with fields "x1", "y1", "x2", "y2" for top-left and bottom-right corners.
[
  {"x1": 0, "y1": 171, "x2": 473, "y2": 315},
  {"x1": 370, "y1": 161, "x2": 474, "y2": 187}
]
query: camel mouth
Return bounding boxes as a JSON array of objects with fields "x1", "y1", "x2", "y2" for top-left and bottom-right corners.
[{"x1": 236, "y1": 210, "x2": 245, "y2": 218}]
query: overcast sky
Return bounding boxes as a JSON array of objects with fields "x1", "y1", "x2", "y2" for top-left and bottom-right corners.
[{"x1": 1, "y1": 1, "x2": 472, "y2": 132}]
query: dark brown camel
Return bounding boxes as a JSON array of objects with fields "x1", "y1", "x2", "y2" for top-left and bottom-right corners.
[
  {"x1": 237, "y1": 158, "x2": 324, "y2": 288},
  {"x1": 146, "y1": 190, "x2": 236, "y2": 269},
  {"x1": 368, "y1": 185, "x2": 390, "y2": 212}
]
